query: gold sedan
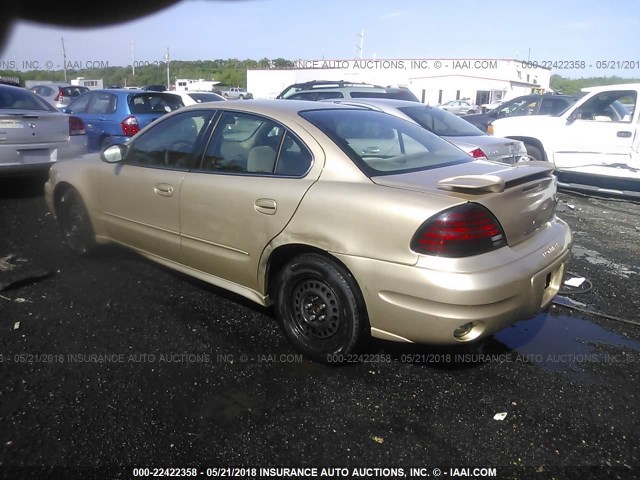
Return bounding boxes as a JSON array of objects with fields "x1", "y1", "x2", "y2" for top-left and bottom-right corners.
[{"x1": 44, "y1": 100, "x2": 572, "y2": 363}]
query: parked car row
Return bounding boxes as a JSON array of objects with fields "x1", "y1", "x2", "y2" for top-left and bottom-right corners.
[{"x1": 0, "y1": 84, "x2": 87, "y2": 176}]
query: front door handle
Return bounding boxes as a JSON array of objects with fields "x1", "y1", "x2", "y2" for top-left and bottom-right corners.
[
  {"x1": 255, "y1": 198, "x2": 276, "y2": 215},
  {"x1": 154, "y1": 183, "x2": 174, "y2": 197},
  {"x1": 617, "y1": 131, "x2": 632, "y2": 138}
]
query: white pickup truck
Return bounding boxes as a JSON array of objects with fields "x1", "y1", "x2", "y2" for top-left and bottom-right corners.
[
  {"x1": 489, "y1": 83, "x2": 640, "y2": 196},
  {"x1": 220, "y1": 87, "x2": 253, "y2": 100}
]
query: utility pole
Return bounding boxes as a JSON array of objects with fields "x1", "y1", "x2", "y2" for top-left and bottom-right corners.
[
  {"x1": 61, "y1": 37, "x2": 68, "y2": 82},
  {"x1": 355, "y1": 29, "x2": 364, "y2": 59},
  {"x1": 164, "y1": 47, "x2": 170, "y2": 89},
  {"x1": 132, "y1": 40, "x2": 135, "y2": 76}
]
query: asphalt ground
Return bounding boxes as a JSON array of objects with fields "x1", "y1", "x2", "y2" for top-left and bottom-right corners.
[{"x1": 0, "y1": 176, "x2": 639, "y2": 480}]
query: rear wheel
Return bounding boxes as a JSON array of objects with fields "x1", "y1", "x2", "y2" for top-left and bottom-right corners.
[
  {"x1": 58, "y1": 188, "x2": 97, "y2": 256},
  {"x1": 524, "y1": 143, "x2": 543, "y2": 161},
  {"x1": 274, "y1": 254, "x2": 370, "y2": 363},
  {"x1": 101, "y1": 136, "x2": 113, "y2": 151}
]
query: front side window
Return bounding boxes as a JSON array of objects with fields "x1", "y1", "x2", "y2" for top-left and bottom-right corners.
[
  {"x1": 572, "y1": 91, "x2": 637, "y2": 123},
  {"x1": 300, "y1": 109, "x2": 469, "y2": 176},
  {"x1": 126, "y1": 110, "x2": 215, "y2": 169},
  {"x1": 495, "y1": 97, "x2": 538, "y2": 118}
]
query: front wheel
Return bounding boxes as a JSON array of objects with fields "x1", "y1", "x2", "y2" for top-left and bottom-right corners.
[
  {"x1": 274, "y1": 254, "x2": 370, "y2": 363},
  {"x1": 58, "y1": 188, "x2": 97, "y2": 256}
]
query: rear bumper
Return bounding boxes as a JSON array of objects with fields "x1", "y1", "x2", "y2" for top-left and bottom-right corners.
[
  {"x1": 334, "y1": 219, "x2": 572, "y2": 345},
  {"x1": 0, "y1": 136, "x2": 88, "y2": 174}
]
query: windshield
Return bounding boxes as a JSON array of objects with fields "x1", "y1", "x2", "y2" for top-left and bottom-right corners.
[
  {"x1": 398, "y1": 105, "x2": 485, "y2": 137},
  {"x1": 300, "y1": 109, "x2": 470, "y2": 176}
]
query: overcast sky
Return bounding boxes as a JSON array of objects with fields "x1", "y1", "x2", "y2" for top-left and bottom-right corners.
[{"x1": 1, "y1": 0, "x2": 639, "y2": 78}]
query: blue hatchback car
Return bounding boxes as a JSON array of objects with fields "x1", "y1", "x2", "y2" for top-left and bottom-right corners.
[{"x1": 62, "y1": 89, "x2": 184, "y2": 151}]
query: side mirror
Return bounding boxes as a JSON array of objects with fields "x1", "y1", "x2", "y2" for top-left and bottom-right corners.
[{"x1": 101, "y1": 144, "x2": 127, "y2": 163}]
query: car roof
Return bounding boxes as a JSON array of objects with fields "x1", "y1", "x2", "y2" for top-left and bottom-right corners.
[
  {"x1": 322, "y1": 98, "x2": 425, "y2": 109},
  {"x1": 177, "y1": 98, "x2": 365, "y2": 116},
  {"x1": 581, "y1": 83, "x2": 640, "y2": 93}
]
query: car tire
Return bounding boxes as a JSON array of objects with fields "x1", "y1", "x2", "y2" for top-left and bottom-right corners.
[
  {"x1": 274, "y1": 253, "x2": 370, "y2": 363},
  {"x1": 524, "y1": 143, "x2": 543, "y2": 161},
  {"x1": 58, "y1": 188, "x2": 97, "y2": 256}
]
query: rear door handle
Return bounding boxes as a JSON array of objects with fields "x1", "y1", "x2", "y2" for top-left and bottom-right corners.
[
  {"x1": 362, "y1": 146, "x2": 380, "y2": 154},
  {"x1": 617, "y1": 131, "x2": 632, "y2": 138},
  {"x1": 154, "y1": 183, "x2": 174, "y2": 197},
  {"x1": 255, "y1": 198, "x2": 276, "y2": 215}
]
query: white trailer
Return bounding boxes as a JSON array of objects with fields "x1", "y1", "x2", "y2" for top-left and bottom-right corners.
[{"x1": 175, "y1": 78, "x2": 220, "y2": 92}]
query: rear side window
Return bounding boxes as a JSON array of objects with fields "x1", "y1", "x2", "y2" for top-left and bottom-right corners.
[
  {"x1": 128, "y1": 93, "x2": 184, "y2": 114},
  {"x1": 200, "y1": 111, "x2": 312, "y2": 176},
  {"x1": 313, "y1": 91, "x2": 344, "y2": 100},
  {"x1": 287, "y1": 92, "x2": 319, "y2": 101}
]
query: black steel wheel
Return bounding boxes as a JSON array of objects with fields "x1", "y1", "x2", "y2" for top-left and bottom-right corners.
[
  {"x1": 274, "y1": 253, "x2": 369, "y2": 363},
  {"x1": 58, "y1": 188, "x2": 97, "y2": 256}
]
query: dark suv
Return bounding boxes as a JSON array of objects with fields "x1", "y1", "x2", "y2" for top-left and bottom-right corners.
[
  {"x1": 276, "y1": 80, "x2": 420, "y2": 102},
  {"x1": 462, "y1": 94, "x2": 582, "y2": 132}
]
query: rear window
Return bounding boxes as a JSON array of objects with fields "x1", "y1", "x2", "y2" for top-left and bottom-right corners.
[
  {"x1": 61, "y1": 86, "x2": 90, "y2": 97},
  {"x1": 300, "y1": 109, "x2": 469, "y2": 176},
  {"x1": 187, "y1": 93, "x2": 225, "y2": 103},
  {"x1": 398, "y1": 105, "x2": 485, "y2": 137},
  {"x1": 128, "y1": 93, "x2": 184, "y2": 114},
  {"x1": 0, "y1": 86, "x2": 56, "y2": 111}
]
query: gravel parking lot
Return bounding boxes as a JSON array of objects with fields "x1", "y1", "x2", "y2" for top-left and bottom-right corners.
[{"x1": 0, "y1": 177, "x2": 639, "y2": 479}]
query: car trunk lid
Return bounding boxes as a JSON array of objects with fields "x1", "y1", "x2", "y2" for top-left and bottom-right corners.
[
  {"x1": 0, "y1": 110, "x2": 69, "y2": 144},
  {"x1": 372, "y1": 160, "x2": 558, "y2": 247}
]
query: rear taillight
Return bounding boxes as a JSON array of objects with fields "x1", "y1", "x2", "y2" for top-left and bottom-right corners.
[
  {"x1": 121, "y1": 115, "x2": 140, "y2": 136},
  {"x1": 468, "y1": 147, "x2": 487, "y2": 159},
  {"x1": 410, "y1": 203, "x2": 506, "y2": 257},
  {"x1": 54, "y1": 88, "x2": 63, "y2": 102},
  {"x1": 69, "y1": 116, "x2": 85, "y2": 135}
]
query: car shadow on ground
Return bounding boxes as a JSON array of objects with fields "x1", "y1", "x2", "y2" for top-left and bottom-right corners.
[{"x1": 0, "y1": 175, "x2": 49, "y2": 199}]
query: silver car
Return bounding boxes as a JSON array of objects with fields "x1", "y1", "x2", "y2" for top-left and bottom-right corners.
[
  {"x1": 0, "y1": 84, "x2": 88, "y2": 175},
  {"x1": 436, "y1": 99, "x2": 480, "y2": 115},
  {"x1": 323, "y1": 98, "x2": 528, "y2": 164},
  {"x1": 30, "y1": 83, "x2": 90, "y2": 110}
]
